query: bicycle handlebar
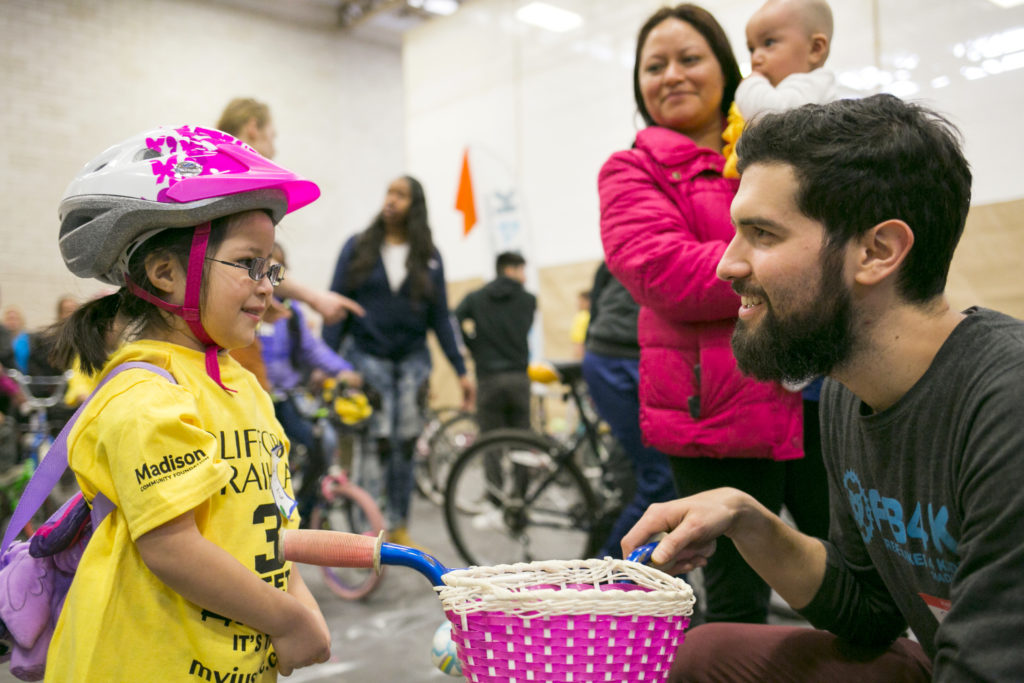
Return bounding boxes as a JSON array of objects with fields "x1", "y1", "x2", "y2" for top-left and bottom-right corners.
[
  {"x1": 5, "y1": 369, "x2": 73, "y2": 410},
  {"x1": 280, "y1": 527, "x2": 661, "y2": 588}
]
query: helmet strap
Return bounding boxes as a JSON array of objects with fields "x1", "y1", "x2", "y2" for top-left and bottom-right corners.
[{"x1": 124, "y1": 221, "x2": 235, "y2": 393}]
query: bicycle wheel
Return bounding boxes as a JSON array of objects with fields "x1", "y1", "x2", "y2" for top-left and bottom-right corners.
[
  {"x1": 309, "y1": 476, "x2": 386, "y2": 600},
  {"x1": 444, "y1": 429, "x2": 599, "y2": 567},
  {"x1": 415, "y1": 411, "x2": 478, "y2": 506}
]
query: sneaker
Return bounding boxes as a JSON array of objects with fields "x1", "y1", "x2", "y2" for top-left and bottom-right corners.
[{"x1": 470, "y1": 505, "x2": 506, "y2": 532}]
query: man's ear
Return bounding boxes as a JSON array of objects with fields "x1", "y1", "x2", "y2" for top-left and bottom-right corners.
[
  {"x1": 241, "y1": 116, "x2": 261, "y2": 144},
  {"x1": 809, "y1": 33, "x2": 829, "y2": 69},
  {"x1": 144, "y1": 252, "x2": 184, "y2": 299},
  {"x1": 852, "y1": 220, "x2": 914, "y2": 287}
]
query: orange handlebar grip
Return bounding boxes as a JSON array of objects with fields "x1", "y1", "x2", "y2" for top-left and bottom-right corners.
[{"x1": 279, "y1": 529, "x2": 382, "y2": 574}]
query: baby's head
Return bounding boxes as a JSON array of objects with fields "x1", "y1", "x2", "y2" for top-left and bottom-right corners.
[{"x1": 747, "y1": 0, "x2": 832, "y2": 86}]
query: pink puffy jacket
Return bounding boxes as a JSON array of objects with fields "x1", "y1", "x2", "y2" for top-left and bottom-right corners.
[{"x1": 599, "y1": 126, "x2": 802, "y2": 460}]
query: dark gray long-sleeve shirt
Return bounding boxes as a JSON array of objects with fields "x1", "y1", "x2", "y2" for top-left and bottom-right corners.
[{"x1": 800, "y1": 307, "x2": 1024, "y2": 681}]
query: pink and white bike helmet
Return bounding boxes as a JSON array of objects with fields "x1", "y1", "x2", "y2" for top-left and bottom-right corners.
[{"x1": 59, "y1": 125, "x2": 320, "y2": 389}]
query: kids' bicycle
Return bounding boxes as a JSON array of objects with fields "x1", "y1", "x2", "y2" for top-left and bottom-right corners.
[
  {"x1": 290, "y1": 377, "x2": 386, "y2": 600},
  {"x1": 0, "y1": 370, "x2": 72, "y2": 537},
  {"x1": 280, "y1": 527, "x2": 695, "y2": 682},
  {"x1": 442, "y1": 360, "x2": 635, "y2": 567}
]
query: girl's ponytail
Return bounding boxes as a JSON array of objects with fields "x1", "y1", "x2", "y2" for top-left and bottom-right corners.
[{"x1": 47, "y1": 292, "x2": 121, "y2": 374}]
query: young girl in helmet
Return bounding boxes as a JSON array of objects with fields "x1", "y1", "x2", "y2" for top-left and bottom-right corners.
[{"x1": 45, "y1": 126, "x2": 329, "y2": 681}]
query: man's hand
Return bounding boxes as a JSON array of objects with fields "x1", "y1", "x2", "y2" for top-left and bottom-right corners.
[
  {"x1": 275, "y1": 279, "x2": 366, "y2": 325},
  {"x1": 307, "y1": 290, "x2": 365, "y2": 325},
  {"x1": 459, "y1": 375, "x2": 476, "y2": 412},
  {"x1": 620, "y1": 488, "x2": 749, "y2": 574}
]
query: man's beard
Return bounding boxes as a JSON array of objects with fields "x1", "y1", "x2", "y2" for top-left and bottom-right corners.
[{"x1": 731, "y1": 250, "x2": 854, "y2": 384}]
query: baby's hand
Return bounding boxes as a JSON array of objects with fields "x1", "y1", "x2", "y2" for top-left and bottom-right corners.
[{"x1": 272, "y1": 605, "x2": 331, "y2": 676}]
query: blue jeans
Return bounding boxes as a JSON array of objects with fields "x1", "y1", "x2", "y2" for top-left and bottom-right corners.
[
  {"x1": 582, "y1": 351, "x2": 677, "y2": 558},
  {"x1": 347, "y1": 346, "x2": 432, "y2": 528}
]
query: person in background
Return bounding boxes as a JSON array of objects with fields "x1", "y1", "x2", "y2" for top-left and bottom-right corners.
[
  {"x1": 455, "y1": 251, "x2": 535, "y2": 433},
  {"x1": 598, "y1": 4, "x2": 813, "y2": 626},
  {"x1": 46, "y1": 124, "x2": 329, "y2": 679},
  {"x1": 623, "y1": 94, "x2": 1013, "y2": 682},
  {"x1": 215, "y1": 97, "x2": 365, "y2": 389},
  {"x1": 2, "y1": 306, "x2": 29, "y2": 374},
  {"x1": 569, "y1": 290, "x2": 590, "y2": 360},
  {"x1": 323, "y1": 175, "x2": 473, "y2": 549},
  {"x1": 582, "y1": 262, "x2": 677, "y2": 559},
  {"x1": 260, "y1": 242, "x2": 362, "y2": 524},
  {"x1": 56, "y1": 294, "x2": 80, "y2": 322},
  {"x1": 0, "y1": 289, "x2": 23, "y2": 464}
]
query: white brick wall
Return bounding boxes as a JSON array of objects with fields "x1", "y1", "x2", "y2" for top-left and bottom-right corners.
[{"x1": 0, "y1": 0, "x2": 405, "y2": 329}]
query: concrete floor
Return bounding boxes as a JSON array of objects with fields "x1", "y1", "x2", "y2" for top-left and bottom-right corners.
[{"x1": 2, "y1": 492, "x2": 808, "y2": 681}]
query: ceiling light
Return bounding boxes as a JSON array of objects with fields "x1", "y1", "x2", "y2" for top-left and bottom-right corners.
[
  {"x1": 422, "y1": 0, "x2": 459, "y2": 15},
  {"x1": 987, "y1": 0, "x2": 1024, "y2": 7},
  {"x1": 515, "y1": 2, "x2": 583, "y2": 32}
]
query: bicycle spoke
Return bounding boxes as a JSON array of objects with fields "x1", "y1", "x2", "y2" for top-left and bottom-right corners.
[{"x1": 444, "y1": 430, "x2": 597, "y2": 567}]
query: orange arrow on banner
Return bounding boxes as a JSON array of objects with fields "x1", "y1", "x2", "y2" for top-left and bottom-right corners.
[{"x1": 455, "y1": 148, "x2": 477, "y2": 237}]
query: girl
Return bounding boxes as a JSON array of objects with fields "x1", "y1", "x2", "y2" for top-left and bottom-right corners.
[
  {"x1": 322, "y1": 176, "x2": 473, "y2": 548},
  {"x1": 45, "y1": 125, "x2": 329, "y2": 680}
]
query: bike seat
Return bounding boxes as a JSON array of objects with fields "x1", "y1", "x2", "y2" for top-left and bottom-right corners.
[
  {"x1": 528, "y1": 361, "x2": 584, "y2": 385},
  {"x1": 552, "y1": 361, "x2": 584, "y2": 385}
]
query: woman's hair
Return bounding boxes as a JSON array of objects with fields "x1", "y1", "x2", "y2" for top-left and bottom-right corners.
[
  {"x1": 633, "y1": 4, "x2": 742, "y2": 127},
  {"x1": 216, "y1": 97, "x2": 271, "y2": 138},
  {"x1": 345, "y1": 175, "x2": 435, "y2": 302},
  {"x1": 48, "y1": 219, "x2": 230, "y2": 374}
]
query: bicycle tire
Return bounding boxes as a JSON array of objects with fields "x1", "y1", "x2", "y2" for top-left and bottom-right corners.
[
  {"x1": 415, "y1": 411, "x2": 479, "y2": 506},
  {"x1": 309, "y1": 477, "x2": 386, "y2": 600},
  {"x1": 444, "y1": 429, "x2": 599, "y2": 567}
]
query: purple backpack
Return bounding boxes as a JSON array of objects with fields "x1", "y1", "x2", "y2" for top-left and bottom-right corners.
[{"x1": 0, "y1": 362, "x2": 174, "y2": 680}]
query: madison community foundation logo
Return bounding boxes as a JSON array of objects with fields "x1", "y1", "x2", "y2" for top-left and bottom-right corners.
[{"x1": 136, "y1": 449, "x2": 209, "y2": 491}]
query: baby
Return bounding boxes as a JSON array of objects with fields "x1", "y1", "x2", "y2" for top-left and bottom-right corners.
[{"x1": 723, "y1": 0, "x2": 836, "y2": 177}]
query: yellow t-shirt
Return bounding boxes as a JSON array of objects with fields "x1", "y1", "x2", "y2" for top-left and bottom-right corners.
[
  {"x1": 721, "y1": 101, "x2": 746, "y2": 179},
  {"x1": 46, "y1": 340, "x2": 297, "y2": 682},
  {"x1": 569, "y1": 310, "x2": 590, "y2": 345}
]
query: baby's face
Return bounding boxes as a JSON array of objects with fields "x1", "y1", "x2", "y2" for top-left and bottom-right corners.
[{"x1": 746, "y1": 2, "x2": 819, "y2": 86}]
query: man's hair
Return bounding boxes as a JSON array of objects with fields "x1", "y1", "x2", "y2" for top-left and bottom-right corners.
[
  {"x1": 216, "y1": 97, "x2": 271, "y2": 137},
  {"x1": 737, "y1": 94, "x2": 972, "y2": 303},
  {"x1": 496, "y1": 251, "x2": 526, "y2": 274}
]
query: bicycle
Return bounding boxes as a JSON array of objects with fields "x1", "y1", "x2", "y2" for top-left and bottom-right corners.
[
  {"x1": 279, "y1": 528, "x2": 694, "y2": 682},
  {"x1": 413, "y1": 406, "x2": 479, "y2": 506},
  {"x1": 290, "y1": 377, "x2": 386, "y2": 600},
  {"x1": 442, "y1": 360, "x2": 635, "y2": 567},
  {"x1": 0, "y1": 369, "x2": 73, "y2": 538}
]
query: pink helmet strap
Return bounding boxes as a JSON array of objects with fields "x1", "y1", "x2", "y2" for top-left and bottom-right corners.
[{"x1": 124, "y1": 222, "x2": 235, "y2": 393}]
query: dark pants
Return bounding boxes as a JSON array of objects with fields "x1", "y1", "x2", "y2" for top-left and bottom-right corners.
[
  {"x1": 476, "y1": 371, "x2": 531, "y2": 432},
  {"x1": 582, "y1": 351, "x2": 677, "y2": 558},
  {"x1": 670, "y1": 623, "x2": 931, "y2": 682},
  {"x1": 669, "y1": 419, "x2": 829, "y2": 624},
  {"x1": 274, "y1": 397, "x2": 323, "y2": 523}
]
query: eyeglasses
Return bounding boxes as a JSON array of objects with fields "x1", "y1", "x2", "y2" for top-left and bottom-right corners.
[{"x1": 205, "y1": 257, "x2": 285, "y2": 287}]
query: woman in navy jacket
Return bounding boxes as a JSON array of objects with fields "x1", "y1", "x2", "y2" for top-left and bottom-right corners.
[{"x1": 323, "y1": 175, "x2": 473, "y2": 547}]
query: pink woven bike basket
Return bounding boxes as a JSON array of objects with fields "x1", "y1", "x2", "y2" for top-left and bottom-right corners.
[{"x1": 435, "y1": 557, "x2": 695, "y2": 682}]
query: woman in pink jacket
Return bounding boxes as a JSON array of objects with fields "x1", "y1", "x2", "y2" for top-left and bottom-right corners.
[{"x1": 599, "y1": 4, "x2": 826, "y2": 625}]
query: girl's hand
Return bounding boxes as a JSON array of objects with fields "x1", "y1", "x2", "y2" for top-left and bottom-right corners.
[
  {"x1": 337, "y1": 370, "x2": 363, "y2": 388},
  {"x1": 271, "y1": 604, "x2": 331, "y2": 676}
]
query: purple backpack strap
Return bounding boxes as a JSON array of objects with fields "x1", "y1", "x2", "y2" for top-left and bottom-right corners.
[{"x1": 0, "y1": 361, "x2": 176, "y2": 553}]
